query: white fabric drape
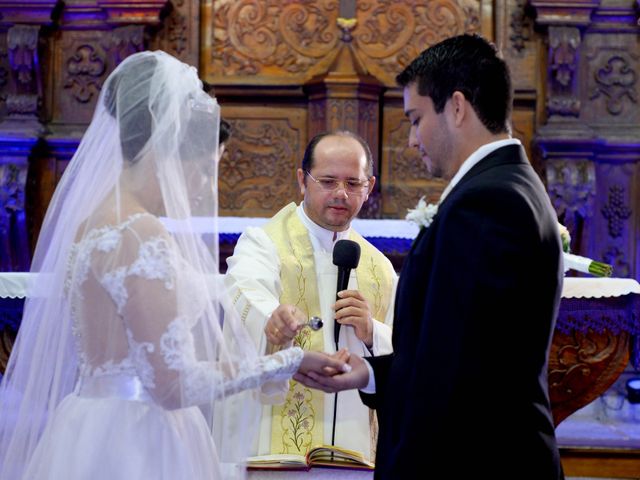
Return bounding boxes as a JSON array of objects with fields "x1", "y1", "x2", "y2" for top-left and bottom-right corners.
[{"x1": 0, "y1": 51, "x2": 304, "y2": 480}]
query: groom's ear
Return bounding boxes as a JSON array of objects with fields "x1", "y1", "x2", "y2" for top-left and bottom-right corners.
[{"x1": 449, "y1": 91, "x2": 467, "y2": 128}]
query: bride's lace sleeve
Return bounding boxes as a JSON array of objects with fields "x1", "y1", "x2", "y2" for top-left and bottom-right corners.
[{"x1": 98, "y1": 215, "x2": 304, "y2": 409}]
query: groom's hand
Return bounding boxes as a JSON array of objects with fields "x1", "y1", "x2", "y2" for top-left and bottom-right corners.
[{"x1": 294, "y1": 353, "x2": 369, "y2": 393}]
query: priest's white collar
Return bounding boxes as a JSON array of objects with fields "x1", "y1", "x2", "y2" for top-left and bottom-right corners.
[
  {"x1": 439, "y1": 138, "x2": 521, "y2": 205},
  {"x1": 296, "y1": 203, "x2": 351, "y2": 253}
]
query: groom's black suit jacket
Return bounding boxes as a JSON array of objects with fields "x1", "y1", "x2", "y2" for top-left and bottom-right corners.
[{"x1": 362, "y1": 145, "x2": 564, "y2": 479}]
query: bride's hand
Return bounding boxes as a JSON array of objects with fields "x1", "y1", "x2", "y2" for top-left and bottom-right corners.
[{"x1": 297, "y1": 350, "x2": 351, "y2": 378}]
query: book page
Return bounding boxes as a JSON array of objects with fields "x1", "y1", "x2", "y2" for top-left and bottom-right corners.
[
  {"x1": 307, "y1": 445, "x2": 374, "y2": 470},
  {"x1": 246, "y1": 454, "x2": 309, "y2": 471}
]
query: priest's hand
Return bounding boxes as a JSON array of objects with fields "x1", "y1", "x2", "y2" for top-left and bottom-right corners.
[
  {"x1": 334, "y1": 290, "x2": 373, "y2": 348},
  {"x1": 294, "y1": 353, "x2": 369, "y2": 394},
  {"x1": 265, "y1": 304, "x2": 305, "y2": 346}
]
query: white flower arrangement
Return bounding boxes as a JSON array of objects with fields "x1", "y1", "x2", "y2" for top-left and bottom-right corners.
[
  {"x1": 557, "y1": 222, "x2": 612, "y2": 277},
  {"x1": 406, "y1": 196, "x2": 438, "y2": 229}
]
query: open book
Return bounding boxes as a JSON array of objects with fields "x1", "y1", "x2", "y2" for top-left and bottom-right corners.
[{"x1": 247, "y1": 445, "x2": 374, "y2": 471}]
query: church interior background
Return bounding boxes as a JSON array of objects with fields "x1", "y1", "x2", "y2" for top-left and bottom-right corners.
[{"x1": 0, "y1": 0, "x2": 639, "y2": 477}]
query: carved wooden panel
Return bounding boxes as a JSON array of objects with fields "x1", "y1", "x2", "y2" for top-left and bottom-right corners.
[
  {"x1": 25, "y1": 155, "x2": 61, "y2": 258},
  {"x1": 151, "y1": 0, "x2": 200, "y2": 67},
  {"x1": 549, "y1": 328, "x2": 630, "y2": 425},
  {"x1": 218, "y1": 106, "x2": 307, "y2": 217},
  {"x1": 50, "y1": 27, "x2": 145, "y2": 125},
  {"x1": 593, "y1": 162, "x2": 637, "y2": 278},
  {"x1": 545, "y1": 157, "x2": 596, "y2": 253},
  {"x1": 530, "y1": 0, "x2": 640, "y2": 283},
  {"x1": 201, "y1": 0, "x2": 496, "y2": 219},
  {"x1": 204, "y1": 0, "x2": 341, "y2": 84},
  {"x1": 51, "y1": 31, "x2": 111, "y2": 125},
  {"x1": 494, "y1": 0, "x2": 538, "y2": 93},
  {"x1": 308, "y1": 91, "x2": 380, "y2": 149},
  {"x1": 511, "y1": 102, "x2": 536, "y2": 169},
  {"x1": 0, "y1": 161, "x2": 29, "y2": 270},
  {"x1": 5, "y1": 24, "x2": 41, "y2": 120},
  {"x1": 583, "y1": 34, "x2": 640, "y2": 126},
  {"x1": 353, "y1": 0, "x2": 481, "y2": 86},
  {"x1": 203, "y1": 0, "x2": 481, "y2": 87},
  {"x1": 0, "y1": 33, "x2": 8, "y2": 119}
]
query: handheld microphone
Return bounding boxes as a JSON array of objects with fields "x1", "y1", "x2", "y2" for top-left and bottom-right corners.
[
  {"x1": 332, "y1": 239, "x2": 361, "y2": 347},
  {"x1": 330, "y1": 239, "x2": 360, "y2": 449}
]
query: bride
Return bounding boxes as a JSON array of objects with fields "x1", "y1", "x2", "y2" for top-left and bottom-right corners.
[{"x1": 0, "y1": 51, "x2": 347, "y2": 480}]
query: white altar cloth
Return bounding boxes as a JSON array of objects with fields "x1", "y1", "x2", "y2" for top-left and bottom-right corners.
[
  {"x1": 561, "y1": 277, "x2": 640, "y2": 298},
  {"x1": 0, "y1": 272, "x2": 31, "y2": 298},
  {"x1": 4, "y1": 272, "x2": 638, "y2": 301},
  {"x1": 164, "y1": 216, "x2": 420, "y2": 239}
]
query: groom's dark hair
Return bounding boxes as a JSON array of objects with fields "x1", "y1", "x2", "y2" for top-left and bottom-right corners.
[{"x1": 396, "y1": 34, "x2": 512, "y2": 135}]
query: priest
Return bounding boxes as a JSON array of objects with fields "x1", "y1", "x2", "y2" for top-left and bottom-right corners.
[{"x1": 224, "y1": 130, "x2": 397, "y2": 461}]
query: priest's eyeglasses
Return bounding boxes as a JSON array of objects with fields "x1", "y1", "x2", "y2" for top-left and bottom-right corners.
[{"x1": 305, "y1": 171, "x2": 370, "y2": 196}]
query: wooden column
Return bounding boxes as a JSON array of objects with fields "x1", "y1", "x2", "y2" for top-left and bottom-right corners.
[
  {"x1": 305, "y1": 17, "x2": 384, "y2": 218},
  {"x1": 0, "y1": 2, "x2": 59, "y2": 271}
]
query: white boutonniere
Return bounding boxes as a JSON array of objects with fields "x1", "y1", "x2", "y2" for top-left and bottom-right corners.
[{"x1": 406, "y1": 196, "x2": 438, "y2": 229}]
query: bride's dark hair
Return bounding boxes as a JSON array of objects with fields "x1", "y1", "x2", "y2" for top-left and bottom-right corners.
[{"x1": 103, "y1": 55, "x2": 157, "y2": 163}]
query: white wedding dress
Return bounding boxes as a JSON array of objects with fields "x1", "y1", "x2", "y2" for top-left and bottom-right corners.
[{"x1": 20, "y1": 213, "x2": 303, "y2": 480}]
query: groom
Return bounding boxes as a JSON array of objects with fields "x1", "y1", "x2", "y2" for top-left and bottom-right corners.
[{"x1": 297, "y1": 34, "x2": 565, "y2": 479}]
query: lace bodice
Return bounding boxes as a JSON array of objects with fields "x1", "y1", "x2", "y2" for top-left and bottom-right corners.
[{"x1": 66, "y1": 213, "x2": 303, "y2": 408}]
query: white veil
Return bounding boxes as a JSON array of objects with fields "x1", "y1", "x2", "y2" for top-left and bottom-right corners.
[{"x1": 0, "y1": 51, "x2": 262, "y2": 479}]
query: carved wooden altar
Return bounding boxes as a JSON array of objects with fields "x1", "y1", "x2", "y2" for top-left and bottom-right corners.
[
  {"x1": 0, "y1": 1, "x2": 639, "y2": 474},
  {"x1": 2, "y1": 0, "x2": 636, "y2": 274},
  {"x1": 549, "y1": 293, "x2": 640, "y2": 425}
]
